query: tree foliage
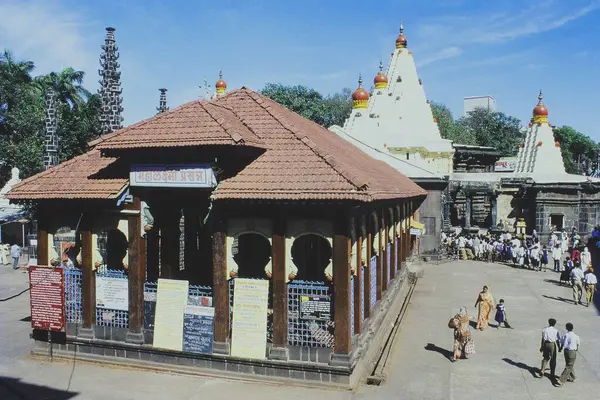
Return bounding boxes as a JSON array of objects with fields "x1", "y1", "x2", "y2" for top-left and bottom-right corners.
[
  {"x1": 260, "y1": 83, "x2": 352, "y2": 128},
  {"x1": 553, "y1": 125, "x2": 599, "y2": 175},
  {"x1": 430, "y1": 102, "x2": 477, "y2": 145},
  {"x1": 0, "y1": 50, "x2": 100, "y2": 187}
]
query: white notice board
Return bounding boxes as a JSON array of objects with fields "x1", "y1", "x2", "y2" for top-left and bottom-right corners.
[
  {"x1": 96, "y1": 277, "x2": 129, "y2": 311},
  {"x1": 153, "y1": 278, "x2": 189, "y2": 351},
  {"x1": 230, "y1": 279, "x2": 269, "y2": 360}
]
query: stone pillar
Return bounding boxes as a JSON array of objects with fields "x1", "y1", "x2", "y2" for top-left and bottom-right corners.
[
  {"x1": 330, "y1": 213, "x2": 351, "y2": 367},
  {"x1": 491, "y1": 195, "x2": 498, "y2": 228},
  {"x1": 80, "y1": 222, "x2": 95, "y2": 339},
  {"x1": 212, "y1": 212, "x2": 229, "y2": 354},
  {"x1": 465, "y1": 195, "x2": 472, "y2": 230},
  {"x1": 126, "y1": 198, "x2": 144, "y2": 344},
  {"x1": 269, "y1": 216, "x2": 288, "y2": 360}
]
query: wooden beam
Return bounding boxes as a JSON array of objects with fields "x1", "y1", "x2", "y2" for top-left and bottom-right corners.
[
  {"x1": 81, "y1": 227, "x2": 95, "y2": 329},
  {"x1": 376, "y1": 211, "x2": 383, "y2": 301},
  {"x1": 127, "y1": 198, "x2": 144, "y2": 342},
  {"x1": 271, "y1": 216, "x2": 287, "y2": 347},
  {"x1": 37, "y1": 225, "x2": 48, "y2": 266},
  {"x1": 364, "y1": 224, "x2": 372, "y2": 320},
  {"x1": 212, "y1": 217, "x2": 229, "y2": 344},
  {"x1": 333, "y1": 214, "x2": 351, "y2": 354},
  {"x1": 382, "y1": 210, "x2": 389, "y2": 292},
  {"x1": 390, "y1": 208, "x2": 397, "y2": 280}
]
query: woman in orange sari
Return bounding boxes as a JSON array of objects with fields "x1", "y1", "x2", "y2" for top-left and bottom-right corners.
[
  {"x1": 474, "y1": 285, "x2": 494, "y2": 330},
  {"x1": 451, "y1": 306, "x2": 472, "y2": 362}
]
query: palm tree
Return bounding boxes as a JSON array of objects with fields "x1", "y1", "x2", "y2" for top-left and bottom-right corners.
[
  {"x1": 34, "y1": 67, "x2": 91, "y2": 109},
  {"x1": 0, "y1": 50, "x2": 35, "y2": 84}
]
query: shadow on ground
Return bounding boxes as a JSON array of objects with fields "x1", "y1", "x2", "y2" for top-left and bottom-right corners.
[
  {"x1": 424, "y1": 343, "x2": 452, "y2": 361},
  {"x1": 542, "y1": 295, "x2": 575, "y2": 305},
  {"x1": 543, "y1": 279, "x2": 567, "y2": 287},
  {"x1": 502, "y1": 358, "x2": 539, "y2": 378},
  {"x1": 0, "y1": 377, "x2": 77, "y2": 400}
]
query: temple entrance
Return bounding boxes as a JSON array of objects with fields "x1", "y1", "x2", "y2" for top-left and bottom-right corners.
[
  {"x1": 291, "y1": 234, "x2": 332, "y2": 281},
  {"x1": 232, "y1": 233, "x2": 271, "y2": 278}
]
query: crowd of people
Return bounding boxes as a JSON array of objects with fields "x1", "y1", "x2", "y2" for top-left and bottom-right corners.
[{"x1": 445, "y1": 226, "x2": 597, "y2": 388}]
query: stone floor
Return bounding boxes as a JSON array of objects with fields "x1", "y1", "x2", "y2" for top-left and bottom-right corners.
[{"x1": 1, "y1": 261, "x2": 598, "y2": 399}]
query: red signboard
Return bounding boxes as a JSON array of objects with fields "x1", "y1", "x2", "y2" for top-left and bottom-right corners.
[{"x1": 29, "y1": 266, "x2": 66, "y2": 332}]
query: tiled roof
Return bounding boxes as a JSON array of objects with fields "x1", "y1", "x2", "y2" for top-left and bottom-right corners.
[
  {"x1": 8, "y1": 88, "x2": 426, "y2": 202},
  {"x1": 6, "y1": 150, "x2": 127, "y2": 200},
  {"x1": 93, "y1": 101, "x2": 265, "y2": 150},
  {"x1": 210, "y1": 89, "x2": 426, "y2": 201}
]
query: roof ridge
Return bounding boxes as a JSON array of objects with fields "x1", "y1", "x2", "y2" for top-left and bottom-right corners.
[
  {"x1": 91, "y1": 100, "x2": 203, "y2": 148},
  {"x1": 244, "y1": 90, "x2": 370, "y2": 191},
  {"x1": 199, "y1": 102, "x2": 246, "y2": 144},
  {"x1": 210, "y1": 100, "x2": 266, "y2": 147}
]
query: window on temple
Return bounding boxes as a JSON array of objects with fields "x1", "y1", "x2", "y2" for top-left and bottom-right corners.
[
  {"x1": 291, "y1": 234, "x2": 332, "y2": 282},
  {"x1": 232, "y1": 233, "x2": 271, "y2": 278},
  {"x1": 550, "y1": 214, "x2": 564, "y2": 232}
]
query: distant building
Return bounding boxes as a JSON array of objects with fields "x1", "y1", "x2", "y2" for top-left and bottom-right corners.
[{"x1": 464, "y1": 95, "x2": 497, "y2": 115}]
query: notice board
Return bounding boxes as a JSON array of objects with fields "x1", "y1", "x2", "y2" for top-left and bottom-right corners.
[
  {"x1": 96, "y1": 276, "x2": 129, "y2": 311},
  {"x1": 182, "y1": 305, "x2": 214, "y2": 354},
  {"x1": 29, "y1": 266, "x2": 65, "y2": 332},
  {"x1": 230, "y1": 279, "x2": 269, "y2": 360},
  {"x1": 153, "y1": 278, "x2": 189, "y2": 351},
  {"x1": 299, "y1": 295, "x2": 331, "y2": 321}
]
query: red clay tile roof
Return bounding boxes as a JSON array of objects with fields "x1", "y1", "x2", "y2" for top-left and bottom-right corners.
[
  {"x1": 93, "y1": 101, "x2": 265, "y2": 150},
  {"x1": 8, "y1": 87, "x2": 426, "y2": 202},
  {"x1": 6, "y1": 150, "x2": 127, "y2": 200}
]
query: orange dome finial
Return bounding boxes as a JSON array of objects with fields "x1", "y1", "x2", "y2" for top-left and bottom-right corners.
[
  {"x1": 532, "y1": 90, "x2": 548, "y2": 124},
  {"x1": 215, "y1": 71, "x2": 227, "y2": 95},
  {"x1": 374, "y1": 61, "x2": 388, "y2": 89},
  {"x1": 396, "y1": 22, "x2": 407, "y2": 49},
  {"x1": 352, "y1": 74, "x2": 369, "y2": 109}
]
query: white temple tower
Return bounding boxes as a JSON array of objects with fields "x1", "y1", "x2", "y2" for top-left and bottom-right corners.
[
  {"x1": 515, "y1": 91, "x2": 565, "y2": 176},
  {"x1": 335, "y1": 23, "x2": 454, "y2": 175}
]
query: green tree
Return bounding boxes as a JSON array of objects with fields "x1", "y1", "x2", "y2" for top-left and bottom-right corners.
[
  {"x1": 553, "y1": 125, "x2": 599, "y2": 175},
  {"x1": 430, "y1": 102, "x2": 476, "y2": 145},
  {"x1": 260, "y1": 83, "x2": 352, "y2": 128},
  {"x1": 457, "y1": 108, "x2": 524, "y2": 156},
  {"x1": 34, "y1": 67, "x2": 90, "y2": 109}
]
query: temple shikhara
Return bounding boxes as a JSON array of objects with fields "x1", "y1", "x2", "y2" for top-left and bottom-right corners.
[{"x1": 6, "y1": 19, "x2": 600, "y2": 388}]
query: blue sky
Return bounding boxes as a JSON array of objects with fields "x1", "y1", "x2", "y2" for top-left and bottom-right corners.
[{"x1": 1, "y1": 0, "x2": 599, "y2": 139}]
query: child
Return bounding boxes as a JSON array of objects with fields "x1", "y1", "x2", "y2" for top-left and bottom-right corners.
[
  {"x1": 540, "y1": 245, "x2": 549, "y2": 272},
  {"x1": 494, "y1": 299, "x2": 511, "y2": 329},
  {"x1": 560, "y1": 257, "x2": 573, "y2": 285}
]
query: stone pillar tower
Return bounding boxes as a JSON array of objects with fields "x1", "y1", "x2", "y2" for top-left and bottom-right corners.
[
  {"x1": 98, "y1": 27, "x2": 123, "y2": 135},
  {"x1": 157, "y1": 88, "x2": 169, "y2": 114},
  {"x1": 43, "y1": 88, "x2": 59, "y2": 169}
]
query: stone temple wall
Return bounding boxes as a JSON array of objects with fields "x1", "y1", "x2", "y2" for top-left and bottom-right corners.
[{"x1": 415, "y1": 186, "x2": 443, "y2": 256}]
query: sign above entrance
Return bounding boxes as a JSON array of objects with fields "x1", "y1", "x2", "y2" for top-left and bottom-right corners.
[{"x1": 130, "y1": 164, "x2": 217, "y2": 188}]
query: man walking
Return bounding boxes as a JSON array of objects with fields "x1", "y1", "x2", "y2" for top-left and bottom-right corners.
[
  {"x1": 570, "y1": 265, "x2": 585, "y2": 305},
  {"x1": 10, "y1": 243, "x2": 21, "y2": 270},
  {"x1": 538, "y1": 318, "x2": 560, "y2": 380},
  {"x1": 556, "y1": 323, "x2": 580, "y2": 386},
  {"x1": 584, "y1": 269, "x2": 597, "y2": 307}
]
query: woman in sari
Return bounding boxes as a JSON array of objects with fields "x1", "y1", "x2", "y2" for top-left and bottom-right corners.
[
  {"x1": 451, "y1": 306, "x2": 472, "y2": 362},
  {"x1": 474, "y1": 285, "x2": 494, "y2": 330}
]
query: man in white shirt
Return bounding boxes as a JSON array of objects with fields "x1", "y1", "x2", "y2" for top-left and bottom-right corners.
[
  {"x1": 538, "y1": 318, "x2": 561, "y2": 379},
  {"x1": 551, "y1": 244, "x2": 562, "y2": 272},
  {"x1": 557, "y1": 323, "x2": 580, "y2": 386},
  {"x1": 10, "y1": 243, "x2": 21, "y2": 270},
  {"x1": 570, "y1": 266, "x2": 585, "y2": 305},
  {"x1": 584, "y1": 271, "x2": 597, "y2": 307}
]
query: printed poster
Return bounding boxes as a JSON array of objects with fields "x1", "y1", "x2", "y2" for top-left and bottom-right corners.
[
  {"x1": 153, "y1": 278, "x2": 189, "y2": 351},
  {"x1": 230, "y1": 279, "x2": 269, "y2": 360},
  {"x1": 96, "y1": 276, "x2": 129, "y2": 311}
]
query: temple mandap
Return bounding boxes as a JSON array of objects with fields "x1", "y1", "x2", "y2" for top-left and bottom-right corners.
[{"x1": 7, "y1": 29, "x2": 427, "y2": 387}]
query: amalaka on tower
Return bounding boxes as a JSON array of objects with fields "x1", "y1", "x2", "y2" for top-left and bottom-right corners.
[{"x1": 336, "y1": 22, "x2": 454, "y2": 176}]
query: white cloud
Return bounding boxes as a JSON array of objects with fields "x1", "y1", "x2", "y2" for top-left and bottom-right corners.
[
  {"x1": 0, "y1": 0, "x2": 97, "y2": 81},
  {"x1": 418, "y1": 47, "x2": 463, "y2": 67}
]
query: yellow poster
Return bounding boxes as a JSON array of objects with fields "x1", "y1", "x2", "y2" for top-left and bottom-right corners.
[
  {"x1": 230, "y1": 279, "x2": 269, "y2": 360},
  {"x1": 153, "y1": 278, "x2": 189, "y2": 351}
]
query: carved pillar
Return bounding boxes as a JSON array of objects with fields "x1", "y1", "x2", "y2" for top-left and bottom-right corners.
[
  {"x1": 126, "y1": 198, "x2": 144, "y2": 344},
  {"x1": 269, "y1": 215, "x2": 288, "y2": 360},
  {"x1": 330, "y1": 212, "x2": 351, "y2": 367},
  {"x1": 465, "y1": 194, "x2": 472, "y2": 229},
  {"x1": 212, "y1": 210, "x2": 229, "y2": 354}
]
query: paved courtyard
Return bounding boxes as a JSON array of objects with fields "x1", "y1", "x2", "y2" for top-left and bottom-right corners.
[{"x1": 1, "y1": 260, "x2": 598, "y2": 399}]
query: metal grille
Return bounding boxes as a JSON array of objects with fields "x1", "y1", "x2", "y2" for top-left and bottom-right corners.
[
  {"x1": 287, "y1": 280, "x2": 333, "y2": 348},
  {"x1": 360, "y1": 266, "x2": 365, "y2": 323},
  {"x1": 229, "y1": 278, "x2": 272, "y2": 342},
  {"x1": 143, "y1": 281, "x2": 157, "y2": 331},
  {"x1": 369, "y1": 256, "x2": 377, "y2": 313},
  {"x1": 64, "y1": 268, "x2": 82, "y2": 323},
  {"x1": 387, "y1": 243, "x2": 391, "y2": 285},
  {"x1": 350, "y1": 275, "x2": 354, "y2": 335},
  {"x1": 95, "y1": 269, "x2": 129, "y2": 328}
]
